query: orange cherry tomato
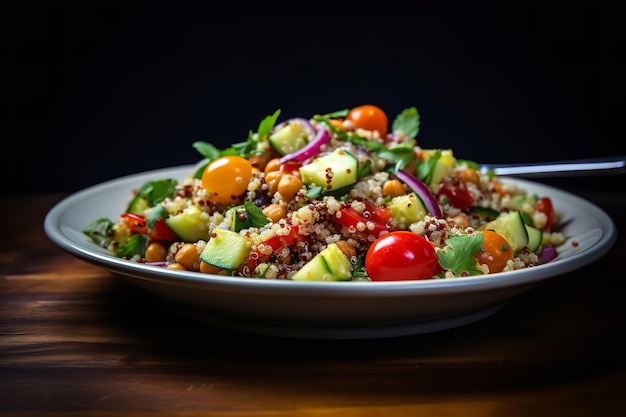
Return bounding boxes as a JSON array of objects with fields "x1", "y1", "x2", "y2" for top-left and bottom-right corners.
[
  {"x1": 475, "y1": 230, "x2": 514, "y2": 273},
  {"x1": 346, "y1": 104, "x2": 389, "y2": 136},
  {"x1": 202, "y1": 156, "x2": 253, "y2": 205}
]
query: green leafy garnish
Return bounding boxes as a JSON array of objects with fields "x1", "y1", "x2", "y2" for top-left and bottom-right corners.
[
  {"x1": 115, "y1": 233, "x2": 148, "y2": 259},
  {"x1": 437, "y1": 233, "x2": 484, "y2": 277},
  {"x1": 243, "y1": 201, "x2": 271, "y2": 228},
  {"x1": 378, "y1": 140, "x2": 417, "y2": 172},
  {"x1": 416, "y1": 149, "x2": 441, "y2": 183},
  {"x1": 82, "y1": 217, "x2": 115, "y2": 248},
  {"x1": 126, "y1": 179, "x2": 177, "y2": 212},
  {"x1": 146, "y1": 204, "x2": 169, "y2": 229},
  {"x1": 392, "y1": 106, "x2": 420, "y2": 139}
]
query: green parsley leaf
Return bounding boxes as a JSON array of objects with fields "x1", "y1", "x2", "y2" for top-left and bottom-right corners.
[
  {"x1": 416, "y1": 149, "x2": 441, "y2": 183},
  {"x1": 243, "y1": 201, "x2": 271, "y2": 228},
  {"x1": 392, "y1": 107, "x2": 420, "y2": 139},
  {"x1": 115, "y1": 233, "x2": 148, "y2": 259},
  {"x1": 437, "y1": 233, "x2": 484, "y2": 277},
  {"x1": 82, "y1": 217, "x2": 115, "y2": 248},
  {"x1": 146, "y1": 204, "x2": 168, "y2": 229},
  {"x1": 129, "y1": 179, "x2": 177, "y2": 210},
  {"x1": 192, "y1": 141, "x2": 222, "y2": 160},
  {"x1": 377, "y1": 140, "x2": 416, "y2": 172},
  {"x1": 257, "y1": 109, "x2": 281, "y2": 140}
]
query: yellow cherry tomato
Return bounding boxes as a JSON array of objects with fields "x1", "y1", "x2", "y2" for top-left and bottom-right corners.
[{"x1": 202, "y1": 156, "x2": 253, "y2": 205}]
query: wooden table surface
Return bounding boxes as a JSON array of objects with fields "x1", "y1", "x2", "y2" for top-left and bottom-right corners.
[{"x1": 2, "y1": 189, "x2": 625, "y2": 417}]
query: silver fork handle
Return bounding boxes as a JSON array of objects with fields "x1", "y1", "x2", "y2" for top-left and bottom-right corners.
[{"x1": 481, "y1": 156, "x2": 626, "y2": 177}]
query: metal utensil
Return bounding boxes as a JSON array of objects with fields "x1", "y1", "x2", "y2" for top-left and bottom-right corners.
[{"x1": 480, "y1": 155, "x2": 626, "y2": 177}]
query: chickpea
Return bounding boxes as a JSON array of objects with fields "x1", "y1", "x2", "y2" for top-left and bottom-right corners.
[
  {"x1": 277, "y1": 174, "x2": 303, "y2": 202},
  {"x1": 457, "y1": 168, "x2": 480, "y2": 185},
  {"x1": 264, "y1": 170, "x2": 284, "y2": 195},
  {"x1": 382, "y1": 179, "x2": 405, "y2": 198},
  {"x1": 249, "y1": 152, "x2": 273, "y2": 172},
  {"x1": 262, "y1": 203, "x2": 287, "y2": 222},
  {"x1": 145, "y1": 242, "x2": 168, "y2": 262},
  {"x1": 200, "y1": 261, "x2": 223, "y2": 274},
  {"x1": 264, "y1": 158, "x2": 281, "y2": 175},
  {"x1": 451, "y1": 213, "x2": 470, "y2": 228},
  {"x1": 174, "y1": 243, "x2": 201, "y2": 271},
  {"x1": 166, "y1": 263, "x2": 186, "y2": 271},
  {"x1": 335, "y1": 240, "x2": 357, "y2": 259}
]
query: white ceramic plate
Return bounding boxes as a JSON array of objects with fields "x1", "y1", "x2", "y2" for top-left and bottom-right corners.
[{"x1": 44, "y1": 165, "x2": 617, "y2": 339}]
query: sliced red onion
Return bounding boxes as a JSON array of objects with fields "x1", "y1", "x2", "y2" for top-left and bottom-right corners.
[
  {"x1": 145, "y1": 261, "x2": 167, "y2": 267},
  {"x1": 272, "y1": 117, "x2": 317, "y2": 139},
  {"x1": 280, "y1": 126, "x2": 330, "y2": 165},
  {"x1": 537, "y1": 244, "x2": 557, "y2": 264},
  {"x1": 395, "y1": 169, "x2": 443, "y2": 218}
]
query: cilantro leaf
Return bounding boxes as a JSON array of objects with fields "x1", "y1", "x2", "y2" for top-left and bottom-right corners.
[
  {"x1": 416, "y1": 149, "x2": 441, "y2": 183},
  {"x1": 192, "y1": 141, "x2": 222, "y2": 160},
  {"x1": 115, "y1": 233, "x2": 148, "y2": 258},
  {"x1": 257, "y1": 109, "x2": 281, "y2": 140},
  {"x1": 377, "y1": 140, "x2": 417, "y2": 172},
  {"x1": 82, "y1": 217, "x2": 115, "y2": 248},
  {"x1": 146, "y1": 204, "x2": 168, "y2": 229},
  {"x1": 130, "y1": 179, "x2": 177, "y2": 209},
  {"x1": 437, "y1": 233, "x2": 484, "y2": 276},
  {"x1": 243, "y1": 201, "x2": 271, "y2": 228},
  {"x1": 392, "y1": 107, "x2": 420, "y2": 139}
]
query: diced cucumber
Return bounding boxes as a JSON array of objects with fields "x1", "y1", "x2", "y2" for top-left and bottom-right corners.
[
  {"x1": 126, "y1": 194, "x2": 149, "y2": 215},
  {"x1": 387, "y1": 192, "x2": 427, "y2": 227},
  {"x1": 291, "y1": 243, "x2": 353, "y2": 281},
  {"x1": 525, "y1": 224, "x2": 543, "y2": 252},
  {"x1": 199, "y1": 228, "x2": 252, "y2": 270},
  {"x1": 468, "y1": 206, "x2": 500, "y2": 222},
  {"x1": 165, "y1": 205, "x2": 212, "y2": 242},
  {"x1": 299, "y1": 148, "x2": 358, "y2": 191},
  {"x1": 268, "y1": 119, "x2": 311, "y2": 156},
  {"x1": 480, "y1": 210, "x2": 529, "y2": 253}
]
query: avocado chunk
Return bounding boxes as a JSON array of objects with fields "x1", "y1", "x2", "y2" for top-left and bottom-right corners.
[
  {"x1": 299, "y1": 148, "x2": 358, "y2": 191},
  {"x1": 199, "y1": 228, "x2": 252, "y2": 270},
  {"x1": 164, "y1": 205, "x2": 211, "y2": 242},
  {"x1": 291, "y1": 242, "x2": 353, "y2": 281}
]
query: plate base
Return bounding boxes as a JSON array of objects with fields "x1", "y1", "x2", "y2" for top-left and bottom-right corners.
[{"x1": 168, "y1": 302, "x2": 507, "y2": 340}]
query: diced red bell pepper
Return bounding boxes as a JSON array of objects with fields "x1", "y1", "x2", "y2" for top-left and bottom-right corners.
[
  {"x1": 149, "y1": 219, "x2": 179, "y2": 244},
  {"x1": 121, "y1": 213, "x2": 148, "y2": 234},
  {"x1": 332, "y1": 207, "x2": 393, "y2": 236}
]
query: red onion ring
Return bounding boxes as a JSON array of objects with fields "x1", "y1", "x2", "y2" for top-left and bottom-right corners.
[
  {"x1": 280, "y1": 126, "x2": 330, "y2": 165},
  {"x1": 395, "y1": 169, "x2": 443, "y2": 218},
  {"x1": 537, "y1": 244, "x2": 557, "y2": 264}
]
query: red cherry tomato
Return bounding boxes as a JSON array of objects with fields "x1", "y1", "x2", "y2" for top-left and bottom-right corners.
[
  {"x1": 346, "y1": 104, "x2": 389, "y2": 136},
  {"x1": 365, "y1": 231, "x2": 438, "y2": 281},
  {"x1": 535, "y1": 197, "x2": 555, "y2": 231},
  {"x1": 439, "y1": 181, "x2": 474, "y2": 211}
]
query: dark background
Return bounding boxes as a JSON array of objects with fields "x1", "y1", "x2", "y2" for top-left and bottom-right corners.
[{"x1": 3, "y1": 1, "x2": 625, "y2": 195}]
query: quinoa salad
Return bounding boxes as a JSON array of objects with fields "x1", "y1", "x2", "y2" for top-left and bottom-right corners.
[{"x1": 83, "y1": 104, "x2": 565, "y2": 281}]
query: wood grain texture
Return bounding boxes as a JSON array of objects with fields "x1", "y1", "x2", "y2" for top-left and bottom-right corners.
[{"x1": 1, "y1": 192, "x2": 625, "y2": 417}]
